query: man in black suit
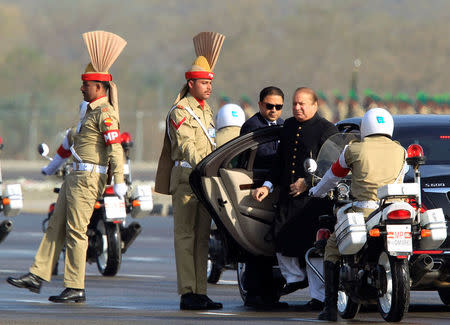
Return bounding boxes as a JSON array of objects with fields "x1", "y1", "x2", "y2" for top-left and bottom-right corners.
[
  {"x1": 240, "y1": 86, "x2": 285, "y2": 169},
  {"x1": 253, "y1": 87, "x2": 338, "y2": 310},
  {"x1": 240, "y1": 86, "x2": 285, "y2": 309}
]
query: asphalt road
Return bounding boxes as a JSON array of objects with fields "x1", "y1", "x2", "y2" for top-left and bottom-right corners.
[{"x1": 0, "y1": 212, "x2": 449, "y2": 324}]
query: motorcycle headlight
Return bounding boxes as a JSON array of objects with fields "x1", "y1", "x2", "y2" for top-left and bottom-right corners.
[{"x1": 336, "y1": 183, "x2": 350, "y2": 198}]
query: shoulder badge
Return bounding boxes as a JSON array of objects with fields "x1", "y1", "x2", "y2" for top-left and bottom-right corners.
[
  {"x1": 176, "y1": 104, "x2": 184, "y2": 110},
  {"x1": 103, "y1": 117, "x2": 113, "y2": 127},
  {"x1": 171, "y1": 117, "x2": 186, "y2": 130},
  {"x1": 101, "y1": 107, "x2": 109, "y2": 112}
]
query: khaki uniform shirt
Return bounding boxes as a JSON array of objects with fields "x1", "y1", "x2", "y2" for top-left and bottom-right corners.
[
  {"x1": 73, "y1": 96, "x2": 124, "y2": 183},
  {"x1": 345, "y1": 136, "x2": 405, "y2": 202},
  {"x1": 216, "y1": 126, "x2": 240, "y2": 147},
  {"x1": 168, "y1": 93, "x2": 214, "y2": 192}
]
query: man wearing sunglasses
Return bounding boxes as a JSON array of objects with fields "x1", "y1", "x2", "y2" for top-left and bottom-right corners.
[
  {"x1": 253, "y1": 87, "x2": 338, "y2": 311},
  {"x1": 239, "y1": 86, "x2": 285, "y2": 309},
  {"x1": 240, "y1": 86, "x2": 285, "y2": 169}
]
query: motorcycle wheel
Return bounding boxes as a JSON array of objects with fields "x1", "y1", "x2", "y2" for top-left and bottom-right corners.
[
  {"x1": 96, "y1": 218, "x2": 122, "y2": 276},
  {"x1": 207, "y1": 259, "x2": 223, "y2": 284},
  {"x1": 237, "y1": 262, "x2": 248, "y2": 302},
  {"x1": 438, "y1": 288, "x2": 450, "y2": 305},
  {"x1": 377, "y1": 251, "x2": 410, "y2": 322},
  {"x1": 337, "y1": 289, "x2": 360, "y2": 319}
]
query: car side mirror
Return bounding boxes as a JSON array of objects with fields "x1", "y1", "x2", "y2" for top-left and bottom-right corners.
[
  {"x1": 37, "y1": 143, "x2": 50, "y2": 157},
  {"x1": 303, "y1": 158, "x2": 317, "y2": 174}
]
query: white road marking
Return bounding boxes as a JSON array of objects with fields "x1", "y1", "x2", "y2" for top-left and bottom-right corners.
[
  {"x1": 0, "y1": 249, "x2": 37, "y2": 257},
  {"x1": 217, "y1": 279, "x2": 238, "y2": 285},
  {"x1": 14, "y1": 299, "x2": 48, "y2": 304},
  {"x1": 199, "y1": 312, "x2": 237, "y2": 316},
  {"x1": 122, "y1": 256, "x2": 163, "y2": 262},
  {"x1": 85, "y1": 272, "x2": 164, "y2": 279}
]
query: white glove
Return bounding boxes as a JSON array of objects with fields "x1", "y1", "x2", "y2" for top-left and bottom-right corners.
[
  {"x1": 113, "y1": 183, "x2": 128, "y2": 200},
  {"x1": 309, "y1": 186, "x2": 327, "y2": 198},
  {"x1": 42, "y1": 154, "x2": 67, "y2": 175}
]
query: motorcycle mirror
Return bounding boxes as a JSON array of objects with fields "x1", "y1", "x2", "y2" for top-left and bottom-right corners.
[
  {"x1": 37, "y1": 143, "x2": 50, "y2": 157},
  {"x1": 303, "y1": 158, "x2": 318, "y2": 174}
]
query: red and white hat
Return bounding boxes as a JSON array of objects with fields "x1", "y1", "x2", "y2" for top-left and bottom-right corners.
[{"x1": 185, "y1": 56, "x2": 214, "y2": 80}]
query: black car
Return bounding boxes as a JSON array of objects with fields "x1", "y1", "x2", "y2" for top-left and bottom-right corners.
[{"x1": 190, "y1": 114, "x2": 450, "y2": 304}]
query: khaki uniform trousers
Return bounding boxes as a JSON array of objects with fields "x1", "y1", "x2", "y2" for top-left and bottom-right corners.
[
  {"x1": 324, "y1": 206, "x2": 373, "y2": 264},
  {"x1": 172, "y1": 182, "x2": 211, "y2": 295},
  {"x1": 30, "y1": 170, "x2": 107, "y2": 289}
]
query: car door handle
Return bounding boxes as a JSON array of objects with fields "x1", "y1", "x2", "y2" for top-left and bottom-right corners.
[{"x1": 217, "y1": 198, "x2": 228, "y2": 207}]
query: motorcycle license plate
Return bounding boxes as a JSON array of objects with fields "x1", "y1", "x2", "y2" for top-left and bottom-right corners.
[
  {"x1": 104, "y1": 196, "x2": 126, "y2": 221},
  {"x1": 386, "y1": 224, "x2": 412, "y2": 253}
]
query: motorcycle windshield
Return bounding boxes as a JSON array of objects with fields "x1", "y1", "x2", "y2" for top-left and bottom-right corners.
[{"x1": 314, "y1": 132, "x2": 360, "y2": 185}]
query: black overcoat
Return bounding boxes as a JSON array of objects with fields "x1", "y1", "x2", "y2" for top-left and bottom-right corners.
[{"x1": 268, "y1": 113, "x2": 338, "y2": 263}]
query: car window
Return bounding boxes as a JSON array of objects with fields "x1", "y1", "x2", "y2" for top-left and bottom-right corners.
[{"x1": 395, "y1": 126, "x2": 450, "y2": 165}]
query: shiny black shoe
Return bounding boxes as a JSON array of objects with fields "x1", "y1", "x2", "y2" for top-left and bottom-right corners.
[
  {"x1": 198, "y1": 294, "x2": 223, "y2": 309},
  {"x1": 7, "y1": 273, "x2": 42, "y2": 293},
  {"x1": 296, "y1": 298, "x2": 324, "y2": 311},
  {"x1": 48, "y1": 288, "x2": 86, "y2": 303},
  {"x1": 180, "y1": 293, "x2": 208, "y2": 310},
  {"x1": 280, "y1": 279, "x2": 308, "y2": 296}
]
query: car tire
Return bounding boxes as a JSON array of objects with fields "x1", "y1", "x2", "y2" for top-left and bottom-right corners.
[{"x1": 207, "y1": 260, "x2": 223, "y2": 284}]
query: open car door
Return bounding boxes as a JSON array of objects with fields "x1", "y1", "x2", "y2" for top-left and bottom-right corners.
[{"x1": 190, "y1": 126, "x2": 282, "y2": 257}]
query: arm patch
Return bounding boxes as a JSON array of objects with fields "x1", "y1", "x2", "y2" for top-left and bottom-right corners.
[
  {"x1": 103, "y1": 129, "x2": 121, "y2": 145},
  {"x1": 103, "y1": 118, "x2": 113, "y2": 127},
  {"x1": 331, "y1": 159, "x2": 350, "y2": 177},
  {"x1": 57, "y1": 145, "x2": 72, "y2": 158},
  {"x1": 171, "y1": 117, "x2": 186, "y2": 130}
]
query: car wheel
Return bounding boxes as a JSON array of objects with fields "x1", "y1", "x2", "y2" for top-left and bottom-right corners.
[
  {"x1": 237, "y1": 262, "x2": 247, "y2": 302},
  {"x1": 207, "y1": 259, "x2": 223, "y2": 284}
]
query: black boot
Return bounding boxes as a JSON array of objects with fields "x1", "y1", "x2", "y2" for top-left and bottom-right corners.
[
  {"x1": 7, "y1": 273, "x2": 42, "y2": 293},
  {"x1": 318, "y1": 261, "x2": 339, "y2": 321}
]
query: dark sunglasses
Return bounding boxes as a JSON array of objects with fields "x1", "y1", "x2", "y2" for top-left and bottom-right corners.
[{"x1": 264, "y1": 103, "x2": 283, "y2": 111}]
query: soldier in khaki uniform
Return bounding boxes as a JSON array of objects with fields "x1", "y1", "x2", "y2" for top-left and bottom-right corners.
[
  {"x1": 333, "y1": 91, "x2": 348, "y2": 121},
  {"x1": 164, "y1": 55, "x2": 222, "y2": 310},
  {"x1": 317, "y1": 91, "x2": 335, "y2": 123},
  {"x1": 7, "y1": 31, "x2": 127, "y2": 303},
  {"x1": 310, "y1": 108, "x2": 406, "y2": 321},
  {"x1": 215, "y1": 103, "x2": 245, "y2": 147}
]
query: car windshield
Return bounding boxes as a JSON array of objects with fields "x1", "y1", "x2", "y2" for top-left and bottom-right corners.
[{"x1": 394, "y1": 126, "x2": 450, "y2": 165}]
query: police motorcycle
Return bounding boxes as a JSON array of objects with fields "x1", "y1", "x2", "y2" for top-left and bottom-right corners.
[
  {"x1": 38, "y1": 131, "x2": 153, "y2": 276},
  {"x1": 304, "y1": 132, "x2": 447, "y2": 322},
  {"x1": 0, "y1": 136, "x2": 23, "y2": 244}
]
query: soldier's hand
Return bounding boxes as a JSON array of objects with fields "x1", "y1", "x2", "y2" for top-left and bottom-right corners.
[
  {"x1": 113, "y1": 183, "x2": 128, "y2": 200},
  {"x1": 252, "y1": 186, "x2": 269, "y2": 202},
  {"x1": 289, "y1": 178, "x2": 307, "y2": 197},
  {"x1": 41, "y1": 154, "x2": 67, "y2": 176}
]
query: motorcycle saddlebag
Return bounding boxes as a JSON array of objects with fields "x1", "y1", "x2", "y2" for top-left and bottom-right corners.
[
  {"x1": 3, "y1": 184, "x2": 23, "y2": 217},
  {"x1": 419, "y1": 208, "x2": 447, "y2": 249},
  {"x1": 335, "y1": 207, "x2": 367, "y2": 255},
  {"x1": 130, "y1": 185, "x2": 153, "y2": 219}
]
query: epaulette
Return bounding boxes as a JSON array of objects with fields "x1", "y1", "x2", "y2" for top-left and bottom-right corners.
[{"x1": 101, "y1": 106, "x2": 110, "y2": 112}]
